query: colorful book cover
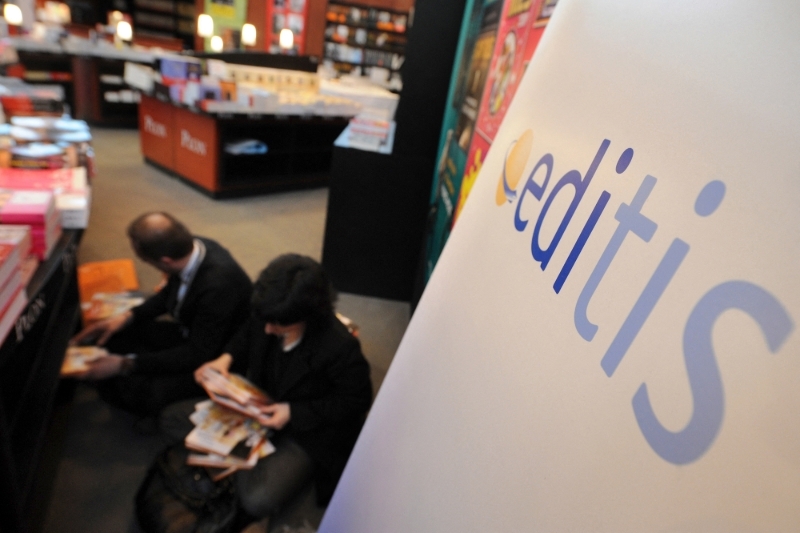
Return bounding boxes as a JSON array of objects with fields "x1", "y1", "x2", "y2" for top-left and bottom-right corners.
[
  {"x1": 60, "y1": 345, "x2": 109, "y2": 377},
  {"x1": 454, "y1": 0, "x2": 549, "y2": 224},
  {"x1": 0, "y1": 190, "x2": 55, "y2": 225},
  {"x1": 0, "y1": 167, "x2": 87, "y2": 192},
  {"x1": 0, "y1": 243, "x2": 21, "y2": 296},
  {"x1": 423, "y1": 0, "x2": 503, "y2": 282},
  {"x1": 0, "y1": 288, "x2": 27, "y2": 345},
  {"x1": 0, "y1": 224, "x2": 32, "y2": 258}
]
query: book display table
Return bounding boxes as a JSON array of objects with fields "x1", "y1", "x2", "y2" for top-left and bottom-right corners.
[
  {"x1": 139, "y1": 94, "x2": 350, "y2": 198},
  {"x1": 0, "y1": 230, "x2": 81, "y2": 533}
]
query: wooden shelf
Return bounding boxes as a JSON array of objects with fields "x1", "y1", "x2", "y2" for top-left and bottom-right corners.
[{"x1": 323, "y1": 1, "x2": 409, "y2": 76}]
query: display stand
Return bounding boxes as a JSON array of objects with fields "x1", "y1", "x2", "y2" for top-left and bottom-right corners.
[
  {"x1": 321, "y1": 0, "x2": 467, "y2": 302},
  {"x1": 323, "y1": 1, "x2": 409, "y2": 76},
  {"x1": 322, "y1": 147, "x2": 432, "y2": 301},
  {"x1": 139, "y1": 94, "x2": 350, "y2": 198},
  {"x1": 0, "y1": 230, "x2": 81, "y2": 533}
]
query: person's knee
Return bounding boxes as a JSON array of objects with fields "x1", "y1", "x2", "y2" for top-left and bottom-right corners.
[
  {"x1": 158, "y1": 399, "x2": 198, "y2": 444},
  {"x1": 237, "y1": 474, "x2": 282, "y2": 518}
]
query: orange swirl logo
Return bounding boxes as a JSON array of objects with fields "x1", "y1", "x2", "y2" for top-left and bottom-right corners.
[{"x1": 495, "y1": 129, "x2": 533, "y2": 205}]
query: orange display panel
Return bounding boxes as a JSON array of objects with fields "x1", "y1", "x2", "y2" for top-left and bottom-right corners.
[
  {"x1": 139, "y1": 95, "x2": 175, "y2": 170},
  {"x1": 173, "y1": 107, "x2": 219, "y2": 192}
]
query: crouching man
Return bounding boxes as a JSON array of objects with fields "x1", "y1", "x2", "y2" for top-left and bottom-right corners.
[{"x1": 71, "y1": 212, "x2": 252, "y2": 417}]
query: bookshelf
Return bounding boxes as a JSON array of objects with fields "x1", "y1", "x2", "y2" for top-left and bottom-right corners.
[
  {"x1": 10, "y1": 50, "x2": 75, "y2": 112},
  {"x1": 132, "y1": 0, "x2": 195, "y2": 50},
  {"x1": 323, "y1": 1, "x2": 410, "y2": 76}
]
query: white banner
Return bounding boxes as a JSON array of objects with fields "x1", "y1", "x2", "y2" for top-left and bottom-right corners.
[{"x1": 321, "y1": 1, "x2": 800, "y2": 531}]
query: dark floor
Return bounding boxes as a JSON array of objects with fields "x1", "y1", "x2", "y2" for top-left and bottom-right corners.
[{"x1": 39, "y1": 128, "x2": 410, "y2": 533}]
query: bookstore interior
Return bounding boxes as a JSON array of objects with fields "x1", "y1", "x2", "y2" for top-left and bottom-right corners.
[
  {"x1": 4, "y1": 1, "x2": 795, "y2": 533},
  {"x1": 0, "y1": 0, "x2": 551, "y2": 530}
]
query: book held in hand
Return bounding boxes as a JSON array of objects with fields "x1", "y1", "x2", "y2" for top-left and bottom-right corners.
[
  {"x1": 61, "y1": 345, "x2": 108, "y2": 376},
  {"x1": 184, "y1": 400, "x2": 275, "y2": 480},
  {"x1": 197, "y1": 367, "x2": 273, "y2": 420},
  {"x1": 80, "y1": 291, "x2": 144, "y2": 326}
]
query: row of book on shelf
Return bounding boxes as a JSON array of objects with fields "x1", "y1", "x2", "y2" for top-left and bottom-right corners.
[{"x1": 0, "y1": 78, "x2": 94, "y2": 345}]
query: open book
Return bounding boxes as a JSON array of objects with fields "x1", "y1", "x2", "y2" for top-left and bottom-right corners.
[{"x1": 197, "y1": 367, "x2": 273, "y2": 420}]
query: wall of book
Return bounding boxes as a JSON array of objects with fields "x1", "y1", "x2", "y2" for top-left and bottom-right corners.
[
  {"x1": 132, "y1": 0, "x2": 197, "y2": 49},
  {"x1": 323, "y1": 1, "x2": 410, "y2": 83}
]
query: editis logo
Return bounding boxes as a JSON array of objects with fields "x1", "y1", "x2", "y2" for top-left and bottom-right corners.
[{"x1": 495, "y1": 131, "x2": 794, "y2": 465}]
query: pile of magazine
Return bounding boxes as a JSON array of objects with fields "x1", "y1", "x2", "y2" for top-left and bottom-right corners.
[{"x1": 189, "y1": 368, "x2": 277, "y2": 480}]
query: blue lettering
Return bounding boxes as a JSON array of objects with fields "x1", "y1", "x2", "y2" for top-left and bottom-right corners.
[
  {"x1": 575, "y1": 175, "x2": 659, "y2": 341},
  {"x1": 553, "y1": 192, "x2": 610, "y2": 294},
  {"x1": 632, "y1": 281, "x2": 794, "y2": 464},
  {"x1": 531, "y1": 140, "x2": 610, "y2": 270},
  {"x1": 601, "y1": 238, "x2": 689, "y2": 376},
  {"x1": 554, "y1": 148, "x2": 633, "y2": 294},
  {"x1": 514, "y1": 154, "x2": 553, "y2": 232}
]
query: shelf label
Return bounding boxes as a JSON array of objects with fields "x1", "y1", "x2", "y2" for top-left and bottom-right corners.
[
  {"x1": 143, "y1": 115, "x2": 167, "y2": 138},
  {"x1": 180, "y1": 129, "x2": 207, "y2": 156}
]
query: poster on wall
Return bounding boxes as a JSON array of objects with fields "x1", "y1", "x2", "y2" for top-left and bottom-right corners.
[
  {"x1": 204, "y1": 0, "x2": 247, "y2": 49},
  {"x1": 422, "y1": 0, "x2": 503, "y2": 282},
  {"x1": 322, "y1": 0, "x2": 800, "y2": 531}
]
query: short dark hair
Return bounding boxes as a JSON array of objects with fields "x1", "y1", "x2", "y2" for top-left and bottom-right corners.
[
  {"x1": 252, "y1": 254, "x2": 335, "y2": 325},
  {"x1": 127, "y1": 212, "x2": 194, "y2": 262}
]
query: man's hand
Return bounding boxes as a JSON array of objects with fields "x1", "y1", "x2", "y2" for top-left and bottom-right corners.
[
  {"x1": 76, "y1": 354, "x2": 126, "y2": 380},
  {"x1": 194, "y1": 353, "x2": 233, "y2": 385},
  {"x1": 71, "y1": 310, "x2": 133, "y2": 346},
  {"x1": 257, "y1": 402, "x2": 291, "y2": 430}
]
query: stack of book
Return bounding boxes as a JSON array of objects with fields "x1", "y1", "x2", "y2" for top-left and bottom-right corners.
[
  {"x1": 0, "y1": 230, "x2": 28, "y2": 344},
  {"x1": 185, "y1": 400, "x2": 275, "y2": 481},
  {"x1": 0, "y1": 224, "x2": 36, "y2": 286},
  {"x1": 3, "y1": 117, "x2": 95, "y2": 178},
  {"x1": 0, "y1": 166, "x2": 91, "y2": 229},
  {"x1": 0, "y1": 190, "x2": 61, "y2": 259},
  {"x1": 186, "y1": 369, "x2": 277, "y2": 480}
]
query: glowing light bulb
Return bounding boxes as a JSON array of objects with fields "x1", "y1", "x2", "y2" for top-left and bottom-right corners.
[
  {"x1": 210, "y1": 35, "x2": 223, "y2": 52},
  {"x1": 197, "y1": 14, "x2": 213, "y2": 38},
  {"x1": 116, "y1": 20, "x2": 132, "y2": 41},
  {"x1": 4, "y1": 4, "x2": 23, "y2": 26},
  {"x1": 279, "y1": 28, "x2": 293, "y2": 50},
  {"x1": 241, "y1": 23, "x2": 256, "y2": 46}
]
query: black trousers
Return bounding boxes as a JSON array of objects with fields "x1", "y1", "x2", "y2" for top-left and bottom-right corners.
[{"x1": 96, "y1": 320, "x2": 205, "y2": 417}]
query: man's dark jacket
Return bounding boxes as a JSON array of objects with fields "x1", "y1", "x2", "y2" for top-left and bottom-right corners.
[
  {"x1": 226, "y1": 312, "x2": 373, "y2": 504},
  {"x1": 130, "y1": 237, "x2": 252, "y2": 374}
]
